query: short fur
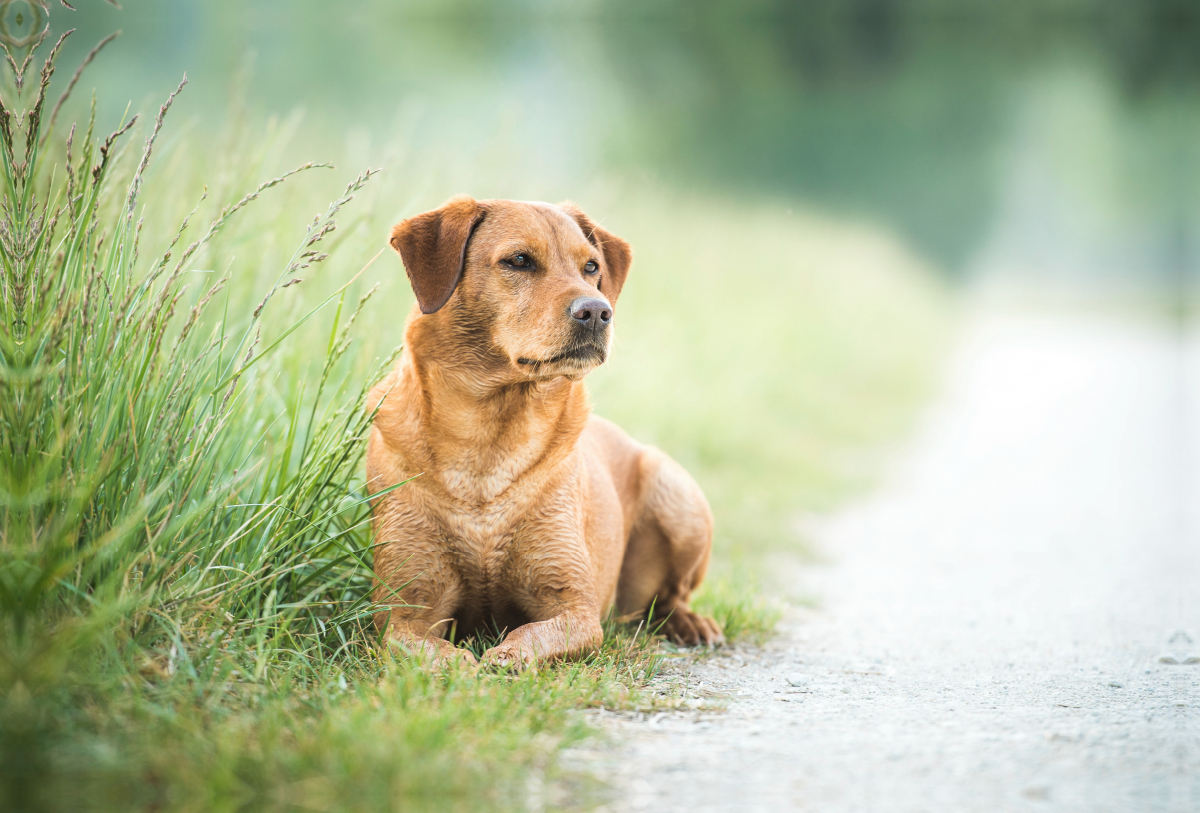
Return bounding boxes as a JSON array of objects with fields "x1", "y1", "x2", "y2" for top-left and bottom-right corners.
[{"x1": 368, "y1": 196, "x2": 721, "y2": 667}]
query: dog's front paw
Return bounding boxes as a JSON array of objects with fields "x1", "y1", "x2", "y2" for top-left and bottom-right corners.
[
  {"x1": 481, "y1": 640, "x2": 538, "y2": 670},
  {"x1": 389, "y1": 637, "x2": 479, "y2": 670},
  {"x1": 437, "y1": 647, "x2": 480, "y2": 669},
  {"x1": 661, "y1": 608, "x2": 724, "y2": 647}
]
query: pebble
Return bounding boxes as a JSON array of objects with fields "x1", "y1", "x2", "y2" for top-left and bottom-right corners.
[
  {"x1": 1109, "y1": 681, "x2": 1123, "y2": 688},
  {"x1": 786, "y1": 674, "x2": 811, "y2": 687}
]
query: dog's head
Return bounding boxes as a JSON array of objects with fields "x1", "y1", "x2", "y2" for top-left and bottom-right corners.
[{"x1": 389, "y1": 196, "x2": 632, "y2": 381}]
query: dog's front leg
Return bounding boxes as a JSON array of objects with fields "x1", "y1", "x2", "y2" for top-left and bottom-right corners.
[
  {"x1": 481, "y1": 608, "x2": 603, "y2": 669},
  {"x1": 373, "y1": 542, "x2": 477, "y2": 669}
]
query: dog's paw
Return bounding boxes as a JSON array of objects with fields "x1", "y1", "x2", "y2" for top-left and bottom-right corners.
[
  {"x1": 661, "y1": 608, "x2": 724, "y2": 647},
  {"x1": 389, "y1": 638, "x2": 479, "y2": 670},
  {"x1": 481, "y1": 640, "x2": 538, "y2": 670},
  {"x1": 438, "y1": 647, "x2": 480, "y2": 670}
]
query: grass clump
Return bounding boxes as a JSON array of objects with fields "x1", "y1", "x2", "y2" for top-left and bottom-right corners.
[
  {"x1": 0, "y1": 28, "x2": 659, "y2": 813},
  {"x1": 692, "y1": 579, "x2": 785, "y2": 645}
]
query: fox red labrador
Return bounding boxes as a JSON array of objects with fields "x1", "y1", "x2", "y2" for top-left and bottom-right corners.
[{"x1": 367, "y1": 196, "x2": 721, "y2": 667}]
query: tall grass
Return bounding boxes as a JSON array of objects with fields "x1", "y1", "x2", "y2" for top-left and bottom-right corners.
[{"x1": 0, "y1": 28, "x2": 663, "y2": 813}]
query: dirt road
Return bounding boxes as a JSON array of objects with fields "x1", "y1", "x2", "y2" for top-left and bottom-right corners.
[{"x1": 584, "y1": 312, "x2": 1200, "y2": 812}]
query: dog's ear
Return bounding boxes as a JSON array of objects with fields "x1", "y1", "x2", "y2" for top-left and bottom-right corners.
[
  {"x1": 559, "y1": 202, "x2": 633, "y2": 302},
  {"x1": 389, "y1": 195, "x2": 486, "y2": 314}
]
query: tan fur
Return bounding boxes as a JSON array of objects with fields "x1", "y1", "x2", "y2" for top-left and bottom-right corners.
[{"x1": 367, "y1": 196, "x2": 721, "y2": 668}]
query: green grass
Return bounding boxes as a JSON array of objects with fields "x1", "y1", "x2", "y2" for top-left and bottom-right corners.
[
  {"x1": 9, "y1": 625, "x2": 660, "y2": 812},
  {"x1": 0, "y1": 31, "x2": 951, "y2": 813}
]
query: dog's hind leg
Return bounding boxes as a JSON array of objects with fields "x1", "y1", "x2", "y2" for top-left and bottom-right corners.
[{"x1": 616, "y1": 449, "x2": 723, "y2": 646}]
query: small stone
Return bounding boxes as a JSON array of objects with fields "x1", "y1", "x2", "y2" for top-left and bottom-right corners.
[
  {"x1": 1108, "y1": 681, "x2": 1123, "y2": 688},
  {"x1": 785, "y1": 674, "x2": 810, "y2": 687}
]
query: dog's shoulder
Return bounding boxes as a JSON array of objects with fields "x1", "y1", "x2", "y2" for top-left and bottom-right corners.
[
  {"x1": 582, "y1": 413, "x2": 637, "y2": 450},
  {"x1": 581, "y1": 414, "x2": 645, "y2": 488}
]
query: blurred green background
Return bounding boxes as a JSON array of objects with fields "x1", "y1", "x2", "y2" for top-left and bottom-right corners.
[{"x1": 51, "y1": 0, "x2": 1200, "y2": 289}]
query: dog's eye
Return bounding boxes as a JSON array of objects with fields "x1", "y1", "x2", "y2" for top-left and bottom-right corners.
[
  {"x1": 583, "y1": 260, "x2": 599, "y2": 275},
  {"x1": 507, "y1": 253, "x2": 533, "y2": 269}
]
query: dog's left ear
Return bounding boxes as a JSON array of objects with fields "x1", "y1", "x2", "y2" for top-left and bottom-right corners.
[
  {"x1": 559, "y1": 202, "x2": 633, "y2": 303},
  {"x1": 389, "y1": 195, "x2": 487, "y2": 314}
]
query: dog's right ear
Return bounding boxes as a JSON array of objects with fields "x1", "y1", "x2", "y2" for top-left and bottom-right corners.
[{"x1": 389, "y1": 195, "x2": 486, "y2": 314}]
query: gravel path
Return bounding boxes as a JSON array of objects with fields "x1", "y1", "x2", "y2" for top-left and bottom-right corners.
[{"x1": 578, "y1": 311, "x2": 1200, "y2": 813}]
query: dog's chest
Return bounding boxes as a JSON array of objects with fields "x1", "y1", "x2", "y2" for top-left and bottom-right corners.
[
  {"x1": 432, "y1": 447, "x2": 555, "y2": 547},
  {"x1": 438, "y1": 444, "x2": 544, "y2": 504},
  {"x1": 438, "y1": 500, "x2": 528, "y2": 610},
  {"x1": 431, "y1": 469, "x2": 572, "y2": 599},
  {"x1": 442, "y1": 501, "x2": 516, "y2": 554}
]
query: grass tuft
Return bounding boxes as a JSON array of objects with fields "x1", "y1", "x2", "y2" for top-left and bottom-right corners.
[{"x1": 693, "y1": 579, "x2": 786, "y2": 646}]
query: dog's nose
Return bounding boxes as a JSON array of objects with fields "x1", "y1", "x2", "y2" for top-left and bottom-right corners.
[{"x1": 569, "y1": 297, "x2": 612, "y2": 330}]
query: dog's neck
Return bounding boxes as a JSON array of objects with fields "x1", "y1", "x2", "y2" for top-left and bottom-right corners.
[{"x1": 383, "y1": 342, "x2": 591, "y2": 505}]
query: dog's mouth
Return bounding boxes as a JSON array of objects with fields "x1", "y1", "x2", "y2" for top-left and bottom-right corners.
[{"x1": 517, "y1": 342, "x2": 607, "y2": 369}]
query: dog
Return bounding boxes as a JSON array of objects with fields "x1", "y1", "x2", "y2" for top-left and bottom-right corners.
[{"x1": 366, "y1": 196, "x2": 722, "y2": 668}]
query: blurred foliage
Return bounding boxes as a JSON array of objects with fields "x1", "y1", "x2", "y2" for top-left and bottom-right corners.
[{"x1": 49, "y1": 0, "x2": 1200, "y2": 281}]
